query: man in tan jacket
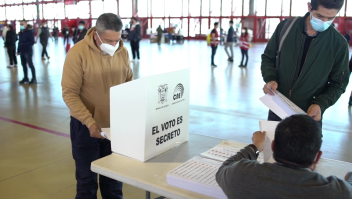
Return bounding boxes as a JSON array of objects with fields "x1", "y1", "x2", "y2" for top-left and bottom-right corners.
[{"x1": 61, "y1": 13, "x2": 132, "y2": 199}]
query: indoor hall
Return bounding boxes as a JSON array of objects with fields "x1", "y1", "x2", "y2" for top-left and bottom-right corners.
[{"x1": 1, "y1": 0, "x2": 352, "y2": 199}]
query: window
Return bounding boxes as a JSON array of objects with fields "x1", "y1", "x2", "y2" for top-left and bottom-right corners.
[
  {"x1": 182, "y1": 18, "x2": 188, "y2": 36},
  {"x1": 189, "y1": 18, "x2": 200, "y2": 36},
  {"x1": 6, "y1": 6, "x2": 23, "y2": 20},
  {"x1": 189, "y1": 0, "x2": 200, "y2": 16},
  {"x1": 77, "y1": 1, "x2": 90, "y2": 18},
  {"x1": 222, "y1": 0, "x2": 232, "y2": 17},
  {"x1": 91, "y1": 0, "x2": 104, "y2": 18},
  {"x1": 266, "y1": 0, "x2": 282, "y2": 16},
  {"x1": 138, "y1": 0, "x2": 149, "y2": 17},
  {"x1": 23, "y1": 5, "x2": 37, "y2": 20},
  {"x1": 43, "y1": 3, "x2": 65, "y2": 19},
  {"x1": 0, "y1": 0, "x2": 5, "y2": 5},
  {"x1": 243, "y1": 0, "x2": 249, "y2": 16},
  {"x1": 151, "y1": 0, "x2": 164, "y2": 17},
  {"x1": 233, "y1": 0, "x2": 242, "y2": 16},
  {"x1": 104, "y1": 0, "x2": 118, "y2": 15},
  {"x1": 165, "y1": 0, "x2": 182, "y2": 17},
  {"x1": 183, "y1": 0, "x2": 188, "y2": 16},
  {"x1": 202, "y1": 0, "x2": 209, "y2": 16},
  {"x1": 256, "y1": 0, "x2": 266, "y2": 16},
  {"x1": 266, "y1": 18, "x2": 280, "y2": 39},
  {"x1": 221, "y1": 18, "x2": 231, "y2": 34},
  {"x1": 338, "y1": 1, "x2": 346, "y2": 17},
  {"x1": 200, "y1": 18, "x2": 208, "y2": 34},
  {"x1": 291, "y1": 0, "x2": 308, "y2": 17},
  {"x1": 120, "y1": 0, "x2": 132, "y2": 17},
  {"x1": 152, "y1": 18, "x2": 165, "y2": 29},
  {"x1": 210, "y1": 0, "x2": 221, "y2": 16},
  {"x1": 66, "y1": 5, "x2": 79, "y2": 19},
  {"x1": 0, "y1": 7, "x2": 5, "y2": 20},
  {"x1": 171, "y1": 18, "x2": 182, "y2": 33},
  {"x1": 10, "y1": 0, "x2": 22, "y2": 3},
  {"x1": 282, "y1": 0, "x2": 290, "y2": 16}
]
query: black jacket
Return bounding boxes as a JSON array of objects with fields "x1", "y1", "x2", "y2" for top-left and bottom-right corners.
[
  {"x1": 73, "y1": 28, "x2": 87, "y2": 44},
  {"x1": 63, "y1": 28, "x2": 70, "y2": 36},
  {"x1": 17, "y1": 25, "x2": 35, "y2": 53},
  {"x1": 128, "y1": 24, "x2": 141, "y2": 42},
  {"x1": 5, "y1": 29, "x2": 17, "y2": 48}
]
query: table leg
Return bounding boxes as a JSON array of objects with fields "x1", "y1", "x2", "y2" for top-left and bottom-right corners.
[{"x1": 146, "y1": 191, "x2": 151, "y2": 199}]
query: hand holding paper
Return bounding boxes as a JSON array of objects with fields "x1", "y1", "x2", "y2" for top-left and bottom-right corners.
[
  {"x1": 307, "y1": 104, "x2": 322, "y2": 122},
  {"x1": 263, "y1": 81, "x2": 278, "y2": 95},
  {"x1": 252, "y1": 131, "x2": 266, "y2": 152}
]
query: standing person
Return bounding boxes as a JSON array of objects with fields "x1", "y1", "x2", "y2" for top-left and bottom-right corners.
[
  {"x1": 349, "y1": 57, "x2": 352, "y2": 106},
  {"x1": 224, "y1": 20, "x2": 235, "y2": 62},
  {"x1": 72, "y1": 26, "x2": 77, "y2": 44},
  {"x1": 73, "y1": 21, "x2": 88, "y2": 44},
  {"x1": 18, "y1": 20, "x2": 36, "y2": 84},
  {"x1": 344, "y1": 31, "x2": 351, "y2": 45},
  {"x1": 5, "y1": 25, "x2": 18, "y2": 68},
  {"x1": 2, "y1": 25, "x2": 8, "y2": 47},
  {"x1": 210, "y1": 22, "x2": 220, "y2": 67},
  {"x1": 168, "y1": 26, "x2": 174, "y2": 44},
  {"x1": 261, "y1": 0, "x2": 349, "y2": 122},
  {"x1": 36, "y1": 21, "x2": 53, "y2": 60},
  {"x1": 53, "y1": 26, "x2": 59, "y2": 42},
  {"x1": 128, "y1": 17, "x2": 141, "y2": 62},
  {"x1": 62, "y1": 13, "x2": 132, "y2": 199},
  {"x1": 157, "y1": 25, "x2": 163, "y2": 45},
  {"x1": 239, "y1": 27, "x2": 250, "y2": 67},
  {"x1": 63, "y1": 24, "x2": 70, "y2": 45}
]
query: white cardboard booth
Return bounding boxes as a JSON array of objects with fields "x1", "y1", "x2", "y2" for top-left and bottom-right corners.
[{"x1": 110, "y1": 68, "x2": 190, "y2": 162}]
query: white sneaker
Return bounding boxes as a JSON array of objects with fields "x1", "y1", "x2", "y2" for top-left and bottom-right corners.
[
  {"x1": 7, "y1": 65, "x2": 14, "y2": 68},
  {"x1": 130, "y1": 59, "x2": 135, "y2": 62},
  {"x1": 137, "y1": 59, "x2": 140, "y2": 62}
]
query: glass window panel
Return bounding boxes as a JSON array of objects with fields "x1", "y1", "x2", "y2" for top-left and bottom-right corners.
[
  {"x1": 152, "y1": 19, "x2": 164, "y2": 29},
  {"x1": 200, "y1": 18, "x2": 208, "y2": 34},
  {"x1": 0, "y1": 0, "x2": 5, "y2": 5},
  {"x1": 11, "y1": 0, "x2": 22, "y2": 4},
  {"x1": 182, "y1": 18, "x2": 188, "y2": 36},
  {"x1": 255, "y1": 0, "x2": 265, "y2": 16},
  {"x1": 221, "y1": 18, "x2": 231, "y2": 34},
  {"x1": 0, "y1": 7, "x2": 5, "y2": 20},
  {"x1": 189, "y1": 18, "x2": 200, "y2": 36},
  {"x1": 165, "y1": 0, "x2": 182, "y2": 17},
  {"x1": 91, "y1": 1, "x2": 104, "y2": 18},
  {"x1": 55, "y1": 3, "x2": 65, "y2": 19},
  {"x1": 189, "y1": 0, "x2": 200, "y2": 16},
  {"x1": 338, "y1": 1, "x2": 345, "y2": 17},
  {"x1": 77, "y1": 1, "x2": 89, "y2": 18},
  {"x1": 183, "y1": 0, "x2": 189, "y2": 16},
  {"x1": 233, "y1": 0, "x2": 242, "y2": 16},
  {"x1": 104, "y1": 0, "x2": 118, "y2": 15},
  {"x1": 23, "y1": 0, "x2": 36, "y2": 2},
  {"x1": 138, "y1": 0, "x2": 149, "y2": 17},
  {"x1": 152, "y1": 0, "x2": 164, "y2": 17},
  {"x1": 210, "y1": 0, "x2": 221, "y2": 16},
  {"x1": 66, "y1": 5, "x2": 79, "y2": 19},
  {"x1": 282, "y1": 0, "x2": 290, "y2": 16},
  {"x1": 121, "y1": 18, "x2": 131, "y2": 29},
  {"x1": 243, "y1": 0, "x2": 249, "y2": 16},
  {"x1": 43, "y1": 3, "x2": 64, "y2": 19},
  {"x1": 6, "y1": 6, "x2": 23, "y2": 20},
  {"x1": 266, "y1": 0, "x2": 282, "y2": 16},
  {"x1": 291, "y1": 0, "x2": 308, "y2": 17},
  {"x1": 23, "y1": 5, "x2": 37, "y2": 20},
  {"x1": 202, "y1": 0, "x2": 209, "y2": 16},
  {"x1": 222, "y1": 0, "x2": 231, "y2": 16},
  {"x1": 171, "y1": 18, "x2": 182, "y2": 33},
  {"x1": 266, "y1": 18, "x2": 280, "y2": 39}
]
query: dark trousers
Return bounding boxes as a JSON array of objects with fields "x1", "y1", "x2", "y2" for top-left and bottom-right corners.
[
  {"x1": 20, "y1": 51, "x2": 36, "y2": 80},
  {"x1": 41, "y1": 41, "x2": 48, "y2": 58},
  {"x1": 157, "y1": 35, "x2": 162, "y2": 45},
  {"x1": 7, "y1": 46, "x2": 17, "y2": 65},
  {"x1": 240, "y1": 48, "x2": 248, "y2": 66},
  {"x1": 70, "y1": 117, "x2": 123, "y2": 199},
  {"x1": 211, "y1": 45, "x2": 218, "y2": 65},
  {"x1": 130, "y1": 40, "x2": 140, "y2": 59},
  {"x1": 64, "y1": 35, "x2": 69, "y2": 45}
]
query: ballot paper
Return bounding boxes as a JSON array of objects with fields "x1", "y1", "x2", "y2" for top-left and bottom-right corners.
[
  {"x1": 260, "y1": 90, "x2": 306, "y2": 119},
  {"x1": 166, "y1": 156, "x2": 227, "y2": 199},
  {"x1": 259, "y1": 120, "x2": 279, "y2": 163},
  {"x1": 101, "y1": 132, "x2": 110, "y2": 140},
  {"x1": 201, "y1": 140, "x2": 264, "y2": 163}
]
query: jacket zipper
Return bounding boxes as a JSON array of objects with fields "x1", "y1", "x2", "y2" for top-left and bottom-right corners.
[{"x1": 289, "y1": 34, "x2": 304, "y2": 98}]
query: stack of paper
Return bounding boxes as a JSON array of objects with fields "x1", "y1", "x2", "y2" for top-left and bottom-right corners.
[
  {"x1": 260, "y1": 90, "x2": 306, "y2": 119},
  {"x1": 166, "y1": 156, "x2": 227, "y2": 199},
  {"x1": 259, "y1": 121, "x2": 279, "y2": 163}
]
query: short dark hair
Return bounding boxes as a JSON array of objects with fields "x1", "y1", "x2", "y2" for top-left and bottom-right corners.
[
  {"x1": 229, "y1": 20, "x2": 234, "y2": 24},
  {"x1": 311, "y1": 0, "x2": 344, "y2": 11},
  {"x1": 273, "y1": 115, "x2": 322, "y2": 168},
  {"x1": 96, "y1": 13, "x2": 123, "y2": 33},
  {"x1": 8, "y1": 25, "x2": 13, "y2": 29},
  {"x1": 79, "y1": 20, "x2": 85, "y2": 25},
  {"x1": 132, "y1": 17, "x2": 138, "y2": 21},
  {"x1": 214, "y1": 22, "x2": 219, "y2": 26}
]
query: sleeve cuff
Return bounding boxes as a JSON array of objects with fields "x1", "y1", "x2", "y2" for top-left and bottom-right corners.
[
  {"x1": 264, "y1": 75, "x2": 278, "y2": 84},
  {"x1": 85, "y1": 118, "x2": 96, "y2": 129},
  {"x1": 311, "y1": 98, "x2": 328, "y2": 113}
]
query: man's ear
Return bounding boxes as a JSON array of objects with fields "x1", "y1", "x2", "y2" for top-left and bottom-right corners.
[
  {"x1": 313, "y1": 151, "x2": 323, "y2": 164},
  {"x1": 308, "y1": 2, "x2": 312, "y2": 12},
  {"x1": 271, "y1": 140, "x2": 275, "y2": 152}
]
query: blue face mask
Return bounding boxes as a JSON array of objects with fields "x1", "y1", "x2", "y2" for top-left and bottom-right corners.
[
  {"x1": 310, "y1": 13, "x2": 334, "y2": 32},
  {"x1": 78, "y1": 25, "x2": 84, "y2": 30},
  {"x1": 20, "y1": 25, "x2": 25, "y2": 30}
]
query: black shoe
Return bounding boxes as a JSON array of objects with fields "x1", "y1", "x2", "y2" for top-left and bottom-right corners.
[
  {"x1": 229, "y1": 58, "x2": 234, "y2": 62},
  {"x1": 29, "y1": 79, "x2": 37, "y2": 84},
  {"x1": 212, "y1": 64, "x2": 217, "y2": 67},
  {"x1": 19, "y1": 78, "x2": 29, "y2": 84}
]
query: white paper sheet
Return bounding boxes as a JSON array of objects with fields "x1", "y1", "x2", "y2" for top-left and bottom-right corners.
[{"x1": 259, "y1": 120, "x2": 279, "y2": 163}]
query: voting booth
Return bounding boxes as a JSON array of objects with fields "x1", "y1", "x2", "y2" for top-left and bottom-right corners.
[{"x1": 110, "y1": 68, "x2": 190, "y2": 162}]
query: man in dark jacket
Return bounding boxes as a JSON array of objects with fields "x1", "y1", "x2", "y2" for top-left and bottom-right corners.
[
  {"x1": 344, "y1": 31, "x2": 351, "y2": 45},
  {"x1": 225, "y1": 20, "x2": 235, "y2": 62},
  {"x1": 128, "y1": 17, "x2": 141, "y2": 61},
  {"x1": 18, "y1": 20, "x2": 36, "y2": 84},
  {"x1": 261, "y1": 0, "x2": 349, "y2": 122},
  {"x1": 5, "y1": 25, "x2": 18, "y2": 68},
  {"x1": 36, "y1": 21, "x2": 53, "y2": 60},
  {"x1": 63, "y1": 24, "x2": 70, "y2": 45},
  {"x1": 73, "y1": 21, "x2": 88, "y2": 44}
]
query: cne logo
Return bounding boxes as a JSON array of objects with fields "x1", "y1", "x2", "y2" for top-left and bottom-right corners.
[
  {"x1": 173, "y1": 83, "x2": 184, "y2": 100},
  {"x1": 158, "y1": 84, "x2": 168, "y2": 104}
]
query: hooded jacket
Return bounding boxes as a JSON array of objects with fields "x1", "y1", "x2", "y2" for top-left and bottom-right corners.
[
  {"x1": 128, "y1": 23, "x2": 141, "y2": 42},
  {"x1": 61, "y1": 27, "x2": 133, "y2": 128},
  {"x1": 17, "y1": 25, "x2": 34, "y2": 53},
  {"x1": 5, "y1": 28, "x2": 17, "y2": 48}
]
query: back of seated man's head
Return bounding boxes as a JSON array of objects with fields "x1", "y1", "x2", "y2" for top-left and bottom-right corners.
[{"x1": 273, "y1": 115, "x2": 322, "y2": 168}]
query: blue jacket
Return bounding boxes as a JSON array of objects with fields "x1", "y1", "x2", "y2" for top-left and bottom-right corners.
[
  {"x1": 128, "y1": 24, "x2": 141, "y2": 42},
  {"x1": 17, "y1": 27, "x2": 35, "y2": 53},
  {"x1": 227, "y1": 26, "x2": 235, "y2": 42}
]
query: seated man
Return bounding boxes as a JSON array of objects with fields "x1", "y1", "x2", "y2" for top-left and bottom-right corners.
[{"x1": 216, "y1": 115, "x2": 352, "y2": 199}]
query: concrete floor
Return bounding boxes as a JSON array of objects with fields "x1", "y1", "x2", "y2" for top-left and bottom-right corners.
[{"x1": 0, "y1": 38, "x2": 351, "y2": 199}]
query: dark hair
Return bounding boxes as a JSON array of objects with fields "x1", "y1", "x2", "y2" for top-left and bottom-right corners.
[
  {"x1": 71, "y1": 25, "x2": 75, "y2": 28},
  {"x1": 273, "y1": 115, "x2": 322, "y2": 168},
  {"x1": 242, "y1": 27, "x2": 249, "y2": 37},
  {"x1": 229, "y1": 20, "x2": 234, "y2": 24},
  {"x1": 132, "y1": 17, "x2": 138, "y2": 22},
  {"x1": 214, "y1": 22, "x2": 219, "y2": 26},
  {"x1": 96, "y1": 13, "x2": 123, "y2": 33},
  {"x1": 8, "y1": 25, "x2": 13, "y2": 29},
  {"x1": 79, "y1": 20, "x2": 85, "y2": 25},
  {"x1": 311, "y1": 0, "x2": 344, "y2": 11}
]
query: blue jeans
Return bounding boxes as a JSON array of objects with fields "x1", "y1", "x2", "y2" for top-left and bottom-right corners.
[{"x1": 20, "y1": 51, "x2": 36, "y2": 79}]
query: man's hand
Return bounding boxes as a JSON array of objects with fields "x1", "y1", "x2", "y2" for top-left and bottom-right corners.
[
  {"x1": 252, "y1": 131, "x2": 266, "y2": 152},
  {"x1": 307, "y1": 104, "x2": 322, "y2": 122},
  {"x1": 263, "y1": 81, "x2": 278, "y2": 95},
  {"x1": 89, "y1": 123, "x2": 105, "y2": 139}
]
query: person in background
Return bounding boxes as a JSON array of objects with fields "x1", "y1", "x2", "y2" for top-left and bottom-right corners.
[
  {"x1": 128, "y1": 17, "x2": 141, "y2": 62},
  {"x1": 2, "y1": 25, "x2": 8, "y2": 47},
  {"x1": 210, "y1": 22, "x2": 220, "y2": 67},
  {"x1": 5, "y1": 25, "x2": 18, "y2": 68},
  {"x1": 36, "y1": 21, "x2": 53, "y2": 60},
  {"x1": 73, "y1": 21, "x2": 88, "y2": 44},
  {"x1": 157, "y1": 25, "x2": 163, "y2": 45},
  {"x1": 18, "y1": 20, "x2": 36, "y2": 84},
  {"x1": 344, "y1": 31, "x2": 351, "y2": 45},
  {"x1": 53, "y1": 26, "x2": 59, "y2": 42},
  {"x1": 349, "y1": 57, "x2": 352, "y2": 106},
  {"x1": 168, "y1": 26, "x2": 174, "y2": 44},
  {"x1": 62, "y1": 24, "x2": 70, "y2": 45},
  {"x1": 224, "y1": 20, "x2": 235, "y2": 62},
  {"x1": 71, "y1": 25, "x2": 77, "y2": 44},
  {"x1": 216, "y1": 115, "x2": 352, "y2": 199},
  {"x1": 239, "y1": 27, "x2": 250, "y2": 67}
]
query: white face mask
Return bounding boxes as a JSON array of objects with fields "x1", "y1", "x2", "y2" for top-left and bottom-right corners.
[{"x1": 96, "y1": 32, "x2": 119, "y2": 56}]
